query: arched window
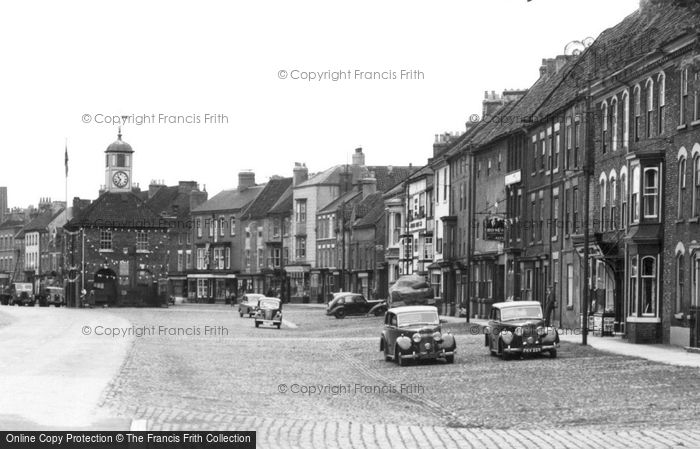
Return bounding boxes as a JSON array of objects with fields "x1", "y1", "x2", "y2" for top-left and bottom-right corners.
[
  {"x1": 694, "y1": 152, "x2": 700, "y2": 218},
  {"x1": 631, "y1": 166, "x2": 641, "y2": 222},
  {"x1": 657, "y1": 72, "x2": 665, "y2": 134},
  {"x1": 599, "y1": 173, "x2": 607, "y2": 231},
  {"x1": 622, "y1": 90, "x2": 630, "y2": 149},
  {"x1": 681, "y1": 68, "x2": 689, "y2": 126},
  {"x1": 629, "y1": 256, "x2": 638, "y2": 315},
  {"x1": 641, "y1": 256, "x2": 657, "y2": 316},
  {"x1": 611, "y1": 97, "x2": 618, "y2": 152},
  {"x1": 634, "y1": 84, "x2": 641, "y2": 142},
  {"x1": 601, "y1": 101, "x2": 609, "y2": 153},
  {"x1": 643, "y1": 167, "x2": 659, "y2": 218},
  {"x1": 678, "y1": 148, "x2": 687, "y2": 219},
  {"x1": 609, "y1": 171, "x2": 617, "y2": 230},
  {"x1": 620, "y1": 166, "x2": 628, "y2": 229},
  {"x1": 694, "y1": 252, "x2": 700, "y2": 308},
  {"x1": 646, "y1": 78, "x2": 654, "y2": 138}
]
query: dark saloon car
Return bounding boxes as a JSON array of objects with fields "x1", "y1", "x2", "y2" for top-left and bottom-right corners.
[
  {"x1": 254, "y1": 297, "x2": 283, "y2": 329},
  {"x1": 380, "y1": 306, "x2": 456, "y2": 366},
  {"x1": 238, "y1": 293, "x2": 264, "y2": 318},
  {"x1": 326, "y1": 293, "x2": 386, "y2": 319},
  {"x1": 485, "y1": 301, "x2": 559, "y2": 359}
]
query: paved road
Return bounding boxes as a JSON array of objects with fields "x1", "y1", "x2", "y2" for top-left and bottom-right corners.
[
  {"x1": 3, "y1": 304, "x2": 700, "y2": 447},
  {"x1": 0, "y1": 306, "x2": 132, "y2": 429}
]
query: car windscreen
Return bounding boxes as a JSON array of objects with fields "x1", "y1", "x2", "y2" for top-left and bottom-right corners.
[
  {"x1": 397, "y1": 311, "x2": 439, "y2": 327},
  {"x1": 500, "y1": 306, "x2": 543, "y2": 321},
  {"x1": 259, "y1": 299, "x2": 280, "y2": 309}
]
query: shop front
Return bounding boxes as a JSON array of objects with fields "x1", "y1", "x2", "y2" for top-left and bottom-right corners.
[
  {"x1": 186, "y1": 273, "x2": 236, "y2": 303},
  {"x1": 286, "y1": 265, "x2": 310, "y2": 303}
]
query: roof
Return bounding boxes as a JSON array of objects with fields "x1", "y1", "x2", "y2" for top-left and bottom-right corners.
[
  {"x1": 353, "y1": 193, "x2": 385, "y2": 228},
  {"x1": 17, "y1": 208, "x2": 65, "y2": 236},
  {"x1": 193, "y1": 185, "x2": 265, "y2": 214},
  {"x1": 388, "y1": 305, "x2": 438, "y2": 314},
  {"x1": 297, "y1": 165, "x2": 344, "y2": 187},
  {"x1": 65, "y1": 191, "x2": 164, "y2": 230},
  {"x1": 492, "y1": 301, "x2": 542, "y2": 309},
  {"x1": 240, "y1": 177, "x2": 293, "y2": 220},
  {"x1": 365, "y1": 165, "x2": 414, "y2": 192},
  {"x1": 318, "y1": 190, "x2": 361, "y2": 214},
  {"x1": 534, "y1": 5, "x2": 700, "y2": 119},
  {"x1": 0, "y1": 218, "x2": 26, "y2": 230},
  {"x1": 267, "y1": 185, "x2": 293, "y2": 215},
  {"x1": 146, "y1": 185, "x2": 201, "y2": 219},
  {"x1": 105, "y1": 130, "x2": 133, "y2": 154}
]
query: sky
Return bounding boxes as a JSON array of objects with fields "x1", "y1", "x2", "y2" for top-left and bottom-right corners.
[{"x1": 0, "y1": 0, "x2": 640, "y2": 209}]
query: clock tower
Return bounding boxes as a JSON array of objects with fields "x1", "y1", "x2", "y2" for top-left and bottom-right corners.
[{"x1": 105, "y1": 127, "x2": 134, "y2": 192}]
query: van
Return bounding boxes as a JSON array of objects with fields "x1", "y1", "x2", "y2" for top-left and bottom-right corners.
[{"x1": 10, "y1": 283, "x2": 35, "y2": 306}]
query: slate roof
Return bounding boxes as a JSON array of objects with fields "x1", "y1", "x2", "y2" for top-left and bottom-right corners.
[
  {"x1": 65, "y1": 192, "x2": 163, "y2": 230},
  {"x1": 534, "y1": 4, "x2": 700, "y2": 119},
  {"x1": 0, "y1": 218, "x2": 26, "y2": 230},
  {"x1": 147, "y1": 186, "x2": 188, "y2": 219},
  {"x1": 16, "y1": 209, "x2": 65, "y2": 237},
  {"x1": 240, "y1": 177, "x2": 293, "y2": 220},
  {"x1": 193, "y1": 185, "x2": 265, "y2": 214},
  {"x1": 353, "y1": 193, "x2": 386, "y2": 228},
  {"x1": 364, "y1": 166, "x2": 414, "y2": 192},
  {"x1": 297, "y1": 165, "x2": 344, "y2": 187},
  {"x1": 267, "y1": 186, "x2": 293, "y2": 215},
  {"x1": 318, "y1": 190, "x2": 361, "y2": 214}
]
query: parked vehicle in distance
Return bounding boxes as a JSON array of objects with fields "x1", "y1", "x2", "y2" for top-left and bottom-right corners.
[
  {"x1": 380, "y1": 305, "x2": 456, "y2": 366},
  {"x1": 254, "y1": 297, "x2": 283, "y2": 329},
  {"x1": 0, "y1": 285, "x2": 11, "y2": 305},
  {"x1": 239, "y1": 293, "x2": 264, "y2": 318},
  {"x1": 387, "y1": 274, "x2": 435, "y2": 308},
  {"x1": 326, "y1": 292, "x2": 386, "y2": 319},
  {"x1": 10, "y1": 283, "x2": 35, "y2": 306},
  {"x1": 485, "y1": 301, "x2": 559, "y2": 359},
  {"x1": 45, "y1": 287, "x2": 65, "y2": 307}
]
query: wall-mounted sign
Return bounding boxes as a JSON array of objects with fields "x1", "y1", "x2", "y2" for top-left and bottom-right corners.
[{"x1": 484, "y1": 217, "x2": 505, "y2": 241}]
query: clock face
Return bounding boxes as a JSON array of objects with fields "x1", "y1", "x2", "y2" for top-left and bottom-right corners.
[{"x1": 112, "y1": 171, "x2": 129, "y2": 188}]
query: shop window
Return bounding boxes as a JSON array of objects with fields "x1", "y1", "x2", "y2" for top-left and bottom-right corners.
[
  {"x1": 629, "y1": 256, "x2": 638, "y2": 316},
  {"x1": 641, "y1": 256, "x2": 657, "y2": 316}
]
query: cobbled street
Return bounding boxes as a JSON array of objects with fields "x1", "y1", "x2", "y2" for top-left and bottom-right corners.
[{"x1": 80, "y1": 303, "x2": 700, "y2": 448}]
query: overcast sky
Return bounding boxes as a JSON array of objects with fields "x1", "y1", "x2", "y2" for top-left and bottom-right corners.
[{"x1": 0, "y1": 0, "x2": 640, "y2": 209}]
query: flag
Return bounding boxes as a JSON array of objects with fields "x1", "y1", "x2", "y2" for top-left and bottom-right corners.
[{"x1": 65, "y1": 139, "x2": 68, "y2": 177}]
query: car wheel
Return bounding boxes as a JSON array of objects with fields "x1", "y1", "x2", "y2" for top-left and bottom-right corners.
[
  {"x1": 239, "y1": 311, "x2": 243, "y2": 317},
  {"x1": 276, "y1": 323, "x2": 281, "y2": 329},
  {"x1": 396, "y1": 346, "x2": 409, "y2": 366},
  {"x1": 255, "y1": 321, "x2": 260, "y2": 328},
  {"x1": 445, "y1": 354, "x2": 455, "y2": 364},
  {"x1": 499, "y1": 340, "x2": 510, "y2": 361},
  {"x1": 382, "y1": 339, "x2": 392, "y2": 361},
  {"x1": 335, "y1": 309, "x2": 346, "y2": 319},
  {"x1": 549, "y1": 349, "x2": 557, "y2": 359}
]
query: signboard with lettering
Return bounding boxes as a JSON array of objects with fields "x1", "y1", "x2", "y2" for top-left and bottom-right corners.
[{"x1": 484, "y1": 217, "x2": 505, "y2": 241}]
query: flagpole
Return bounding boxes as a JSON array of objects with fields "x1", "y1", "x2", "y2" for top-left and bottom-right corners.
[{"x1": 64, "y1": 138, "x2": 69, "y2": 221}]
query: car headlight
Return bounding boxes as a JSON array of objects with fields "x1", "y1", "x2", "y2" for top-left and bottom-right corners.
[
  {"x1": 514, "y1": 327, "x2": 523, "y2": 337},
  {"x1": 501, "y1": 330, "x2": 513, "y2": 345},
  {"x1": 412, "y1": 333, "x2": 422, "y2": 343},
  {"x1": 397, "y1": 335, "x2": 412, "y2": 350},
  {"x1": 432, "y1": 331, "x2": 442, "y2": 341},
  {"x1": 537, "y1": 326, "x2": 546, "y2": 336}
]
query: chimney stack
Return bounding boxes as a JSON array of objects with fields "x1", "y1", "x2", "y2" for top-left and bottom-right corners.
[
  {"x1": 352, "y1": 147, "x2": 365, "y2": 167},
  {"x1": 149, "y1": 179, "x2": 166, "y2": 199},
  {"x1": 292, "y1": 163, "x2": 309, "y2": 187},
  {"x1": 359, "y1": 177, "x2": 377, "y2": 199},
  {"x1": 238, "y1": 171, "x2": 256, "y2": 191},
  {"x1": 189, "y1": 189, "x2": 208, "y2": 211}
]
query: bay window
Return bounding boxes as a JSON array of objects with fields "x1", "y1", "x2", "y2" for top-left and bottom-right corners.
[
  {"x1": 631, "y1": 166, "x2": 640, "y2": 223},
  {"x1": 643, "y1": 167, "x2": 659, "y2": 218}
]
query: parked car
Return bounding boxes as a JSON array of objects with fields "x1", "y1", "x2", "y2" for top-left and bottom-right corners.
[
  {"x1": 379, "y1": 305, "x2": 456, "y2": 366},
  {"x1": 326, "y1": 293, "x2": 386, "y2": 319},
  {"x1": 10, "y1": 283, "x2": 35, "y2": 306},
  {"x1": 238, "y1": 293, "x2": 264, "y2": 318},
  {"x1": 45, "y1": 287, "x2": 65, "y2": 307},
  {"x1": 254, "y1": 297, "x2": 283, "y2": 329},
  {"x1": 387, "y1": 274, "x2": 435, "y2": 308},
  {"x1": 0, "y1": 286, "x2": 11, "y2": 305},
  {"x1": 485, "y1": 301, "x2": 559, "y2": 359}
]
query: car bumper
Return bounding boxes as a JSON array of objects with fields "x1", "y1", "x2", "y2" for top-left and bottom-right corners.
[
  {"x1": 399, "y1": 349, "x2": 455, "y2": 361},
  {"x1": 503, "y1": 342, "x2": 559, "y2": 354}
]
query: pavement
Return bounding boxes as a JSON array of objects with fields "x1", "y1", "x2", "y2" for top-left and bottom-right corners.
[
  {"x1": 466, "y1": 317, "x2": 700, "y2": 368},
  {"x1": 0, "y1": 306, "x2": 133, "y2": 430}
]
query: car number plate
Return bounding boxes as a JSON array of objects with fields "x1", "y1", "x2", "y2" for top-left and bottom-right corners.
[{"x1": 523, "y1": 347, "x2": 541, "y2": 353}]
